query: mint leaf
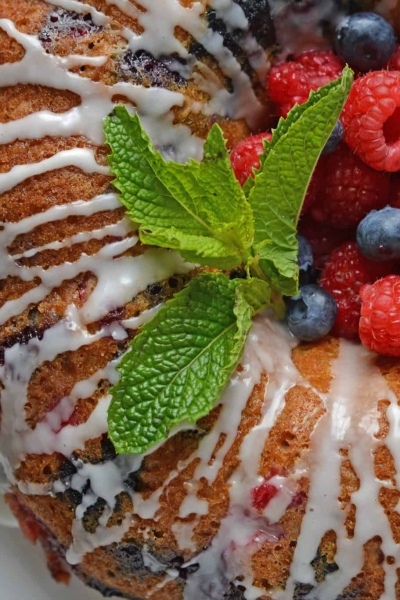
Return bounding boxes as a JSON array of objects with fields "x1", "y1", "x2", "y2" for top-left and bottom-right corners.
[
  {"x1": 108, "y1": 273, "x2": 254, "y2": 454},
  {"x1": 235, "y1": 278, "x2": 271, "y2": 315},
  {"x1": 196, "y1": 125, "x2": 254, "y2": 253},
  {"x1": 104, "y1": 107, "x2": 253, "y2": 268},
  {"x1": 249, "y1": 66, "x2": 353, "y2": 295}
]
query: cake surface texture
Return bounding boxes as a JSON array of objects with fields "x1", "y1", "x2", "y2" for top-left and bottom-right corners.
[{"x1": 2, "y1": 1, "x2": 400, "y2": 599}]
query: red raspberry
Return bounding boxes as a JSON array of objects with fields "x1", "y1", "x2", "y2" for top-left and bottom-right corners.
[
  {"x1": 388, "y1": 45, "x2": 400, "y2": 71},
  {"x1": 360, "y1": 275, "x2": 400, "y2": 356},
  {"x1": 310, "y1": 144, "x2": 390, "y2": 229},
  {"x1": 298, "y1": 214, "x2": 354, "y2": 270},
  {"x1": 252, "y1": 480, "x2": 278, "y2": 511},
  {"x1": 268, "y1": 51, "x2": 344, "y2": 118},
  {"x1": 342, "y1": 71, "x2": 400, "y2": 172},
  {"x1": 230, "y1": 132, "x2": 272, "y2": 186},
  {"x1": 320, "y1": 242, "x2": 393, "y2": 339}
]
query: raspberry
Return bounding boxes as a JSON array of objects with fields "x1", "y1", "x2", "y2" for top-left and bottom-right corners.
[
  {"x1": 360, "y1": 275, "x2": 400, "y2": 356},
  {"x1": 252, "y1": 480, "x2": 278, "y2": 511},
  {"x1": 230, "y1": 132, "x2": 272, "y2": 186},
  {"x1": 342, "y1": 71, "x2": 400, "y2": 172},
  {"x1": 268, "y1": 51, "x2": 344, "y2": 118},
  {"x1": 298, "y1": 214, "x2": 353, "y2": 270},
  {"x1": 388, "y1": 44, "x2": 400, "y2": 71},
  {"x1": 320, "y1": 241, "x2": 393, "y2": 339},
  {"x1": 310, "y1": 144, "x2": 390, "y2": 229}
]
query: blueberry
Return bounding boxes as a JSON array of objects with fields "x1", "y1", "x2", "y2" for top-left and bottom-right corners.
[
  {"x1": 357, "y1": 206, "x2": 400, "y2": 261},
  {"x1": 335, "y1": 12, "x2": 396, "y2": 72},
  {"x1": 322, "y1": 121, "x2": 344, "y2": 155},
  {"x1": 286, "y1": 284, "x2": 337, "y2": 342},
  {"x1": 297, "y1": 234, "x2": 313, "y2": 271}
]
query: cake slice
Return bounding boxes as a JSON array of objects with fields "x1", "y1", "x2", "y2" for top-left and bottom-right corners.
[{"x1": 2, "y1": 2, "x2": 400, "y2": 600}]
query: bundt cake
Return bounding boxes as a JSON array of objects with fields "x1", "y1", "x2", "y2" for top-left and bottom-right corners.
[{"x1": 2, "y1": 1, "x2": 400, "y2": 599}]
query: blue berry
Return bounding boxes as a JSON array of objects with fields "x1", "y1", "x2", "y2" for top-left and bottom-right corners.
[
  {"x1": 297, "y1": 234, "x2": 313, "y2": 271},
  {"x1": 357, "y1": 206, "x2": 400, "y2": 261},
  {"x1": 335, "y1": 12, "x2": 396, "y2": 72},
  {"x1": 322, "y1": 121, "x2": 344, "y2": 155},
  {"x1": 286, "y1": 284, "x2": 337, "y2": 342}
]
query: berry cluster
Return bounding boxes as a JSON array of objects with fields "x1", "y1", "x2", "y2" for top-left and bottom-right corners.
[{"x1": 230, "y1": 11, "x2": 400, "y2": 356}]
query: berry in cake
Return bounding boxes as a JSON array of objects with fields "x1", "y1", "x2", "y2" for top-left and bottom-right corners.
[
  {"x1": 320, "y1": 242, "x2": 393, "y2": 339},
  {"x1": 267, "y1": 51, "x2": 344, "y2": 118},
  {"x1": 341, "y1": 71, "x2": 400, "y2": 172},
  {"x1": 38, "y1": 8, "x2": 101, "y2": 47},
  {"x1": 334, "y1": 12, "x2": 396, "y2": 72},
  {"x1": 119, "y1": 50, "x2": 186, "y2": 88},
  {"x1": 251, "y1": 480, "x2": 278, "y2": 512},
  {"x1": 360, "y1": 275, "x2": 400, "y2": 356},
  {"x1": 285, "y1": 284, "x2": 338, "y2": 342},
  {"x1": 310, "y1": 144, "x2": 390, "y2": 229},
  {"x1": 357, "y1": 206, "x2": 400, "y2": 261}
]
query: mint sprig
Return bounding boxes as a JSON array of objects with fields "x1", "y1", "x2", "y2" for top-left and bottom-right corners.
[
  {"x1": 104, "y1": 108, "x2": 253, "y2": 269},
  {"x1": 105, "y1": 67, "x2": 353, "y2": 454},
  {"x1": 248, "y1": 66, "x2": 353, "y2": 296},
  {"x1": 109, "y1": 273, "x2": 260, "y2": 454}
]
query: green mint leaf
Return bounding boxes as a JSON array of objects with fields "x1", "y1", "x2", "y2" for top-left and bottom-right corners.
[
  {"x1": 196, "y1": 125, "x2": 254, "y2": 253},
  {"x1": 249, "y1": 66, "x2": 353, "y2": 296},
  {"x1": 235, "y1": 278, "x2": 271, "y2": 315},
  {"x1": 104, "y1": 107, "x2": 253, "y2": 269},
  {"x1": 108, "y1": 272, "x2": 254, "y2": 454}
]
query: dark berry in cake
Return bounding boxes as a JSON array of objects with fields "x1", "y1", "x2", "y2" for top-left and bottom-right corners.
[{"x1": 39, "y1": 9, "x2": 101, "y2": 47}]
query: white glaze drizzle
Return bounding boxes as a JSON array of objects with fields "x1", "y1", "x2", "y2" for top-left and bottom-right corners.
[
  {"x1": 12, "y1": 217, "x2": 132, "y2": 260},
  {"x1": 0, "y1": 148, "x2": 109, "y2": 194}
]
